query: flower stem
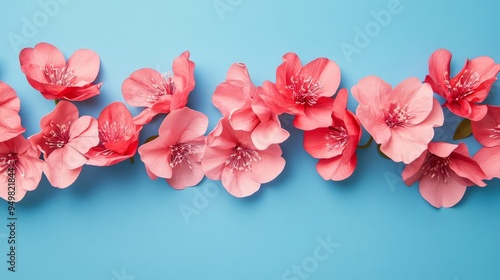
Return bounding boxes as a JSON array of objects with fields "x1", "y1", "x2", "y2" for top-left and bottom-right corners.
[
  {"x1": 377, "y1": 144, "x2": 390, "y2": 160},
  {"x1": 54, "y1": 99, "x2": 60, "y2": 105},
  {"x1": 357, "y1": 136, "x2": 373, "y2": 149},
  {"x1": 129, "y1": 157, "x2": 135, "y2": 164}
]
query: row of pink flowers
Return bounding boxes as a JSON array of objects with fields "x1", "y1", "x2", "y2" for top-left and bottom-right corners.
[{"x1": 1, "y1": 42, "x2": 499, "y2": 209}]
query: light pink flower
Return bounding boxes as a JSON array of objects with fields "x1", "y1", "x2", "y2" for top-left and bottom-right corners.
[
  {"x1": 0, "y1": 135, "x2": 44, "y2": 202},
  {"x1": 425, "y1": 49, "x2": 500, "y2": 121},
  {"x1": 86, "y1": 102, "x2": 142, "y2": 166},
  {"x1": 122, "y1": 51, "x2": 195, "y2": 125},
  {"x1": 402, "y1": 142, "x2": 486, "y2": 208},
  {"x1": 260, "y1": 52, "x2": 341, "y2": 130},
  {"x1": 138, "y1": 107, "x2": 207, "y2": 189},
  {"x1": 471, "y1": 105, "x2": 500, "y2": 147},
  {"x1": 19, "y1": 42, "x2": 102, "y2": 101},
  {"x1": 212, "y1": 63, "x2": 289, "y2": 149},
  {"x1": 0, "y1": 82, "x2": 25, "y2": 142},
  {"x1": 202, "y1": 118, "x2": 285, "y2": 198},
  {"x1": 30, "y1": 101, "x2": 99, "y2": 188},
  {"x1": 351, "y1": 76, "x2": 444, "y2": 164},
  {"x1": 304, "y1": 88, "x2": 362, "y2": 181}
]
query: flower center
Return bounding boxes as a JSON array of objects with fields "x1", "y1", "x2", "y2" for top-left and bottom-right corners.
[
  {"x1": 288, "y1": 75, "x2": 322, "y2": 106},
  {"x1": 170, "y1": 143, "x2": 199, "y2": 169},
  {"x1": 0, "y1": 153, "x2": 16, "y2": 167},
  {"x1": 487, "y1": 124, "x2": 500, "y2": 139},
  {"x1": 99, "y1": 121, "x2": 131, "y2": 143},
  {"x1": 44, "y1": 65, "x2": 76, "y2": 86},
  {"x1": 443, "y1": 70, "x2": 480, "y2": 101},
  {"x1": 0, "y1": 153, "x2": 21, "y2": 177},
  {"x1": 148, "y1": 72, "x2": 176, "y2": 103},
  {"x1": 325, "y1": 126, "x2": 349, "y2": 151},
  {"x1": 225, "y1": 146, "x2": 261, "y2": 172},
  {"x1": 43, "y1": 121, "x2": 70, "y2": 149},
  {"x1": 96, "y1": 121, "x2": 133, "y2": 156},
  {"x1": 423, "y1": 155, "x2": 451, "y2": 182},
  {"x1": 384, "y1": 102, "x2": 411, "y2": 128}
]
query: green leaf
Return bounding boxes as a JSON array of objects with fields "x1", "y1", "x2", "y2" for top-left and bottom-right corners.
[
  {"x1": 144, "y1": 135, "x2": 159, "y2": 143},
  {"x1": 453, "y1": 119, "x2": 472, "y2": 140}
]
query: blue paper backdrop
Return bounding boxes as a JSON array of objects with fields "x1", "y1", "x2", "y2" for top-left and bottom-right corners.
[{"x1": 1, "y1": 0, "x2": 500, "y2": 279}]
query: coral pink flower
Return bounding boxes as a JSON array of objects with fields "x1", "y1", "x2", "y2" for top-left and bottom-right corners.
[
  {"x1": 212, "y1": 63, "x2": 289, "y2": 149},
  {"x1": 122, "y1": 51, "x2": 195, "y2": 125},
  {"x1": 351, "y1": 76, "x2": 444, "y2": 164},
  {"x1": 471, "y1": 105, "x2": 500, "y2": 147},
  {"x1": 30, "y1": 101, "x2": 99, "y2": 188},
  {"x1": 425, "y1": 49, "x2": 500, "y2": 121},
  {"x1": 202, "y1": 118, "x2": 285, "y2": 198},
  {"x1": 19, "y1": 42, "x2": 101, "y2": 101},
  {"x1": 0, "y1": 82, "x2": 25, "y2": 142},
  {"x1": 260, "y1": 52, "x2": 341, "y2": 130},
  {"x1": 473, "y1": 146, "x2": 500, "y2": 180},
  {"x1": 138, "y1": 107, "x2": 207, "y2": 189},
  {"x1": 0, "y1": 135, "x2": 44, "y2": 202},
  {"x1": 304, "y1": 88, "x2": 362, "y2": 180},
  {"x1": 402, "y1": 142, "x2": 486, "y2": 208},
  {"x1": 86, "y1": 102, "x2": 142, "y2": 166}
]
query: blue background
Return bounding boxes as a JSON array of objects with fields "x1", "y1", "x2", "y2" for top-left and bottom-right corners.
[{"x1": 1, "y1": 0, "x2": 499, "y2": 279}]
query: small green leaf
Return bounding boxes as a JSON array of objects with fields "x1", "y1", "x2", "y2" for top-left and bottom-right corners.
[
  {"x1": 54, "y1": 99, "x2": 60, "y2": 105},
  {"x1": 377, "y1": 144, "x2": 390, "y2": 160},
  {"x1": 453, "y1": 119, "x2": 472, "y2": 140},
  {"x1": 144, "y1": 135, "x2": 159, "y2": 143}
]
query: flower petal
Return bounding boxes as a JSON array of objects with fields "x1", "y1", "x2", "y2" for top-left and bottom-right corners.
[
  {"x1": 66, "y1": 49, "x2": 100, "y2": 84},
  {"x1": 44, "y1": 148, "x2": 83, "y2": 188},
  {"x1": 251, "y1": 116, "x2": 289, "y2": 150},
  {"x1": 316, "y1": 153, "x2": 357, "y2": 181},
  {"x1": 294, "y1": 97, "x2": 334, "y2": 130},
  {"x1": 473, "y1": 146, "x2": 500, "y2": 180},
  {"x1": 250, "y1": 145, "x2": 285, "y2": 183},
  {"x1": 221, "y1": 167, "x2": 261, "y2": 198},
  {"x1": 167, "y1": 160, "x2": 205, "y2": 190},
  {"x1": 122, "y1": 68, "x2": 164, "y2": 107},
  {"x1": 158, "y1": 108, "x2": 208, "y2": 144},
  {"x1": 388, "y1": 78, "x2": 433, "y2": 125},
  {"x1": 300, "y1": 58, "x2": 340, "y2": 98},
  {"x1": 418, "y1": 173, "x2": 469, "y2": 208},
  {"x1": 425, "y1": 49, "x2": 452, "y2": 98},
  {"x1": 229, "y1": 105, "x2": 259, "y2": 132},
  {"x1": 138, "y1": 138, "x2": 173, "y2": 179},
  {"x1": 20, "y1": 42, "x2": 65, "y2": 70}
]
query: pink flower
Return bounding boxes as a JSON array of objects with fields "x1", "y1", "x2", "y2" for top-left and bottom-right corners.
[
  {"x1": 0, "y1": 82, "x2": 25, "y2": 142},
  {"x1": 260, "y1": 52, "x2": 341, "y2": 130},
  {"x1": 402, "y1": 142, "x2": 486, "y2": 208},
  {"x1": 202, "y1": 118, "x2": 286, "y2": 198},
  {"x1": 351, "y1": 76, "x2": 444, "y2": 164},
  {"x1": 212, "y1": 63, "x2": 289, "y2": 149},
  {"x1": 86, "y1": 102, "x2": 142, "y2": 166},
  {"x1": 122, "y1": 51, "x2": 195, "y2": 125},
  {"x1": 303, "y1": 88, "x2": 362, "y2": 180},
  {"x1": 0, "y1": 135, "x2": 44, "y2": 202},
  {"x1": 30, "y1": 101, "x2": 99, "y2": 188},
  {"x1": 473, "y1": 146, "x2": 500, "y2": 180},
  {"x1": 471, "y1": 105, "x2": 500, "y2": 147},
  {"x1": 138, "y1": 107, "x2": 207, "y2": 189},
  {"x1": 19, "y1": 42, "x2": 102, "y2": 101},
  {"x1": 425, "y1": 49, "x2": 500, "y2": 121}
]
